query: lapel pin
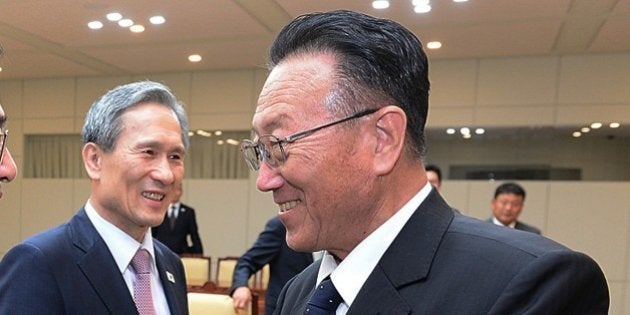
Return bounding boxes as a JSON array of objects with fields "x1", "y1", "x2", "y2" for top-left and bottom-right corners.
[{"x1": 166, "y1": 271, "x2": 176, "y2": 283}]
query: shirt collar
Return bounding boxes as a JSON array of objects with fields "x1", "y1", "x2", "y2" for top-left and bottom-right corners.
[
  {"x1": 492, "y1": 216, "x2": 516, "y2": 229},
  {"x1": 84, "y1": 200, "x2": 156, "y2": 274},
  {"x1": 317, "y1": 182, "x2": 433, "y2": 307}
]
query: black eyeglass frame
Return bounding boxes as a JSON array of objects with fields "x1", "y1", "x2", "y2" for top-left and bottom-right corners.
[
  {"x1": 0, "y1": 130, "x2": 8, "y2": 165},
  {"x1": 241, "y1": 108, "x2": 379, "y2": 171}
]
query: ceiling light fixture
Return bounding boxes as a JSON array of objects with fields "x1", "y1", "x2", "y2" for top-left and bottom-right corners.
[
  {"x1": 572, "y1": 131, "x2": 582, "y2": 138},
  {"x1": 460, "y1": 127, "x2": 470, "y2": 135},
  {"x1": 427, "y1": 41, "x2": 442, "y2": 49},
  {"x1": 87, "y1": 21, "x2": 103, "y2": 30},
  {"x1": 590, "y1": 122, "x2": 603, "y2": 129},
  {"x1": 446, "y1": 128, "x2": 456, "y2": 135},
  {"x1": 475, "y1": 128, "x2": 485, "y2": 135},
  {"x1": 609, "y1": 122, "x2": 620, "y2": 128},
  {"x1": 118, "y1": 19, "x2": 134, "y2": 28},
  {"x1": 372, "y1": 0, "x2": 390, "y2": 9},
  {"x1": 149, "y1": 15, "x2": 166, "y2": 25},
  {"x1": 414, "y1": 4, "x2": 432, "y2": 13},
  {"x1": 581, "y1": 127, "x2": 590, "y2": 133},
  {"x1": 453, "y1": 0, "x2": 469, "y2": 2},
  {"x1": 188, "y1": 54, "x2": 202, "y2": 62},
  {"x1": 130, "y1": 25, "x2": 145, "y2": 33},
  {"x1": 106, "y1": 12, "x2": 123, "y2": 21},
  {"x1": 0, "y1": 67, "x2": 3, "y2": 72}
]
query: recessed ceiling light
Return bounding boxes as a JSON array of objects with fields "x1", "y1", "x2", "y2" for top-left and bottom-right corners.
[
  {"x1": 427, "y1": 41, "x2": 442, "y2": 49},
  {"x1": 188, "y1": 54, "x2": 202, "y2": 62},
  {"x1": 581, "y1": 127, "x2": 590, "y2": 133},
  {"x1": 214, "y1": 130, "x2": 223, "y2": 136},
  {"x1": 453, "y1": 0, "x2": 469, "y2": 2},
  {"x1": 460, "y1": 127, "x2": 470, "y2": 135},
  {"x1": 572, "y1": 131, "x2": 582, "y2": 138},
  {"x1": 87, "y1": 21, "x2": 103, "y2": 29},
  {"x1": 475, "y1": 128, "x2": 485, "y2": 135},
  {"x1": 226, "y1": 139, "x2": 240, "y2": 146},
  {"x1": 462, "y1": 133, "x2": 472, "y2": 139},
  {"x1": 0, "y1": 67, "x2": 3, "y2": 72},
  {"x1": 217, "y1": 140, "x2": 225, "y2": 145},
  {"x1": 609, "y1": 122, "x2": 620, "y2": 128},
  {"x1": 414, "y1": 4, "x2": 432, "y2": 13},
  {"x1": 446, "y1": 128, "x2": 456, "y2": 135},
  {"x1": 372, "y1": 0, "x2": 390, "y2": 9},
  {"x1": 130, "y1": 24, "x2": 145, "y2": 33},
  {"x1": 149, "y1": 15, "x2": 166, "y2": 25},
  {"x1": 106, "y1": 12, "x2": 123, "y2": 21},
  {"x1": 118, "y1": 19, "x2": 134, "y2": 28},
  {"x1": 590, "y1": 122, "x2": 603, "y2": 129}
]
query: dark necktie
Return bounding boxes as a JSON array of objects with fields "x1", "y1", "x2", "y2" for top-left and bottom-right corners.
[
  {"x1": 304, "y1": 277, "x2": 343, "y2": 314},
  {"x1": 169, "y1": 206, "x2": 177, "y2": 229},
  {"x1": 130, "y1": 249, "x2": 156, "y2": 315}
]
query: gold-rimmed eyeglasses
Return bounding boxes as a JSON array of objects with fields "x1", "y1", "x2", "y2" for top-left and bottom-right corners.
[
  {"x1": 0, "y1": 130, "x2": 8, "y2": 164},
  {"x1": 241, "y1": 108, "x2": 378, "y2": 171}
]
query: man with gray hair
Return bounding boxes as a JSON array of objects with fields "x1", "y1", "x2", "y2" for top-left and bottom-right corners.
[{"x1": 0, "y1": 81, "x2": 190, "y2": 314}]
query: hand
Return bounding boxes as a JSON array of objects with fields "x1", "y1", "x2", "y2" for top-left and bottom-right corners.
[{"x1": 232, "y1": 287, "x2": 252, "y2": 311}]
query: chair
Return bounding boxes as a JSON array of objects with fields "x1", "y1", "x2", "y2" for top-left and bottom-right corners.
[
  {"x1": 216, "y1": 256, "x2": 240, "y2": 288},
  {"x1": 188, "y1": 283, "x2": 259, "y2": 315},
  {"x1": 180, "y1": 255, "x2": 212, "y2": 288},
  {"x1": 252, "y1": 264, "x2": 270, "y2": 290}
]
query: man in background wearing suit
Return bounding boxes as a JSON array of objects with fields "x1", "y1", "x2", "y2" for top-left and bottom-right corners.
[
  {"x1": 241, "y1": 10, "x2": 609, "y2": 314},
  {"x1": 487, "y1": 182, "x2": 541, "y2": 234},
  {"x1": 0, "y1": 46, "x2": 18, "y2": 200},
  {"x1": 0, "y1": 81, "x2": 189, "y2": 314},
  {"x1": 230, "y1": 216, "x2": 313, "y2": 315},
  {"x1": 153, "y1": 183, "x2": 204, "y2": 255}
]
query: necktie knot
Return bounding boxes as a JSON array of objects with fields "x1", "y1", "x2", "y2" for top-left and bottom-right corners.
[
  {"x1": 131, "y1": 249, "x2": 151, "y2": 275},
  {"x1": 305, "y1": 277, "x2": 343, "y2": 314}
]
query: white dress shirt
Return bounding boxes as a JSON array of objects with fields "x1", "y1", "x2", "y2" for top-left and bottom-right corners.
[
  {"x1": 316, "y1": 182, "x2": 433, "y2": 314},
  {"x1": 85, "y1": 200, "x2": 171, "y2": 314}
]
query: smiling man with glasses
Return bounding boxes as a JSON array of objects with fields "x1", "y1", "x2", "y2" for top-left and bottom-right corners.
[
  {"x1": 246, "y1": 10, "x2": 609, "y2": 314},
  {"x1": 0, "y1": 104, "x2": 18, "y2": 200},
  {"x1": 0, "y1": 45, "x2": 19, "y2": 200}
]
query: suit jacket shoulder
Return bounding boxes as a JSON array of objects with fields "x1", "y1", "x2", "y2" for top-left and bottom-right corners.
[
  {"x1": 0, "y1": 208, "x2": 137, "y2": 314},
  {"x1": 275, "y1": 190, "x2": 609, "y2": 314}
]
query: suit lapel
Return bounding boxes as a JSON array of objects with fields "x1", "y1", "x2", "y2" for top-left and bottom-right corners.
[
  {"x1": 348, "y1": 190, "x2": 454, "y2": 314},
  {"x1": 71, "y1": 209, "x2": 137, "y2": 313},
  {"x1": 155, "y1": 244, "x2": 186, "y2": 314}
]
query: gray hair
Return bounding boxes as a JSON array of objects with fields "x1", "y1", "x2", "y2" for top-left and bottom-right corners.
[{"x1": 81, "y1": 81, "x2": 189, "y2": 151}]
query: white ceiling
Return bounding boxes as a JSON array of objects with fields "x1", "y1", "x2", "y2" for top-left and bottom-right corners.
[{"x1": 0, "y1": 0, "x2": 629, "y2": 80}]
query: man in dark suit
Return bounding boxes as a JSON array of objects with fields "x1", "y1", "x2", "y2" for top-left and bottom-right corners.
[
  {"x1": 240, "y1": 10, "x2": 609, "y2": 314},
  {"x1": 487, "y1": 182, "x2": 542, "y2": 234},
  {"x1": 230, "y1": 216, "x2": 313, "y2": 315},
  {"x1": 0, "y1": 81, "x2": 190, "y2": 314},
  {"x1": 152, "y1": 184, "x2": 203, "y2": 255}
]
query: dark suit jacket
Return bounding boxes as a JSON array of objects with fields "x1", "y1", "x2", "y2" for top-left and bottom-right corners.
[
  {"x1": 230, "y1": 216, "x2": 313, "y2": 315},
  {"x1": 152, "y1": 203, "x2": 203, "y2": 255},
  {"x1": 0, "y1": 208, "x2": 188, "y2": 315},
  {"x1": 275, "y1": 190, "x2": 609, "y2": 314},
  {"x1": 486, "y1": 217, "x2": 542, "y2": 234}
]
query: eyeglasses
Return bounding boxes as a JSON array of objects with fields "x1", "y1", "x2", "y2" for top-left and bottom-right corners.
[
  {"x1": 0, "y1": 130, "x2": 8, "y2": 164},
  {"x1": 241, "y1": 108, "x2": 378, "y2": 171}
]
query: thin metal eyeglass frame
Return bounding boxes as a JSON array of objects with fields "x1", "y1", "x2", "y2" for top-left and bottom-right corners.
[
  {"x1": 0, "y1": 130, "x2": 8, "y2": 164},
  {"x1": 243, "y1": 108, "x2": 379, "y2": 171}
]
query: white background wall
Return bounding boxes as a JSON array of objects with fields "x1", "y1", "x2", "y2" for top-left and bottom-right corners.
[{"x1": 1, "y1": 52, "x2": 629, "y2": 313}]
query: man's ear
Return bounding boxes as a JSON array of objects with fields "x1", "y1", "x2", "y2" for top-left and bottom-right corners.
[
  {"x1": 82, "y1": 142, "x2": 103, "y2": 180},
  {"x1": 373, "y1": 106, "x2": 407, "y2": 175}
]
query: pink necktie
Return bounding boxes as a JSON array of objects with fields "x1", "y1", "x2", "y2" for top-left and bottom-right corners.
[{"x1": 130, "y1": 249, "x2": 156, "y2": 315}]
